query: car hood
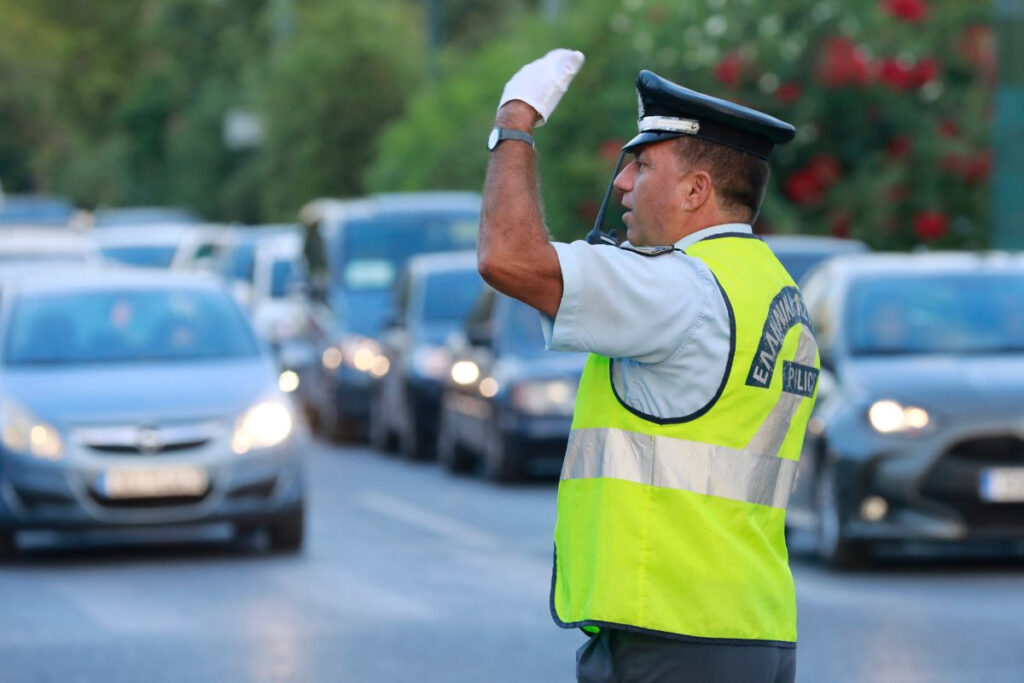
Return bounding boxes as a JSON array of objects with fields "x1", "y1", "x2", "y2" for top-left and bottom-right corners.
[
  {"x1": 2, "y1": 357, "x2": 277, "y2": 426},
  {"x1": 841, "y1": 353, "x2": 1024, "y2": 417}
]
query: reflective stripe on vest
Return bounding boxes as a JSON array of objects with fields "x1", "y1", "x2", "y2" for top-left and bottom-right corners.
[{"x1": 561, "y1": 428, "x2": 798, "y2": 509}]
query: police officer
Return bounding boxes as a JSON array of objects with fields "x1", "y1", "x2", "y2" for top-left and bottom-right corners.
[{"x1": 479, "y1": 49, "x2": 819, "y2": 683}]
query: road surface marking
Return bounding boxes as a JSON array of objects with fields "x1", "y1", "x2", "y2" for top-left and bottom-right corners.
[{"x1": 356, "y1": 490, "x2": 500, "y2": 550}]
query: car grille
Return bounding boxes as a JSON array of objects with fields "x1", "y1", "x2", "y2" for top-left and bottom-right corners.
[
  {"x1": 920, "y1": 436, "x2": 1024, "y2": 529},
  {"x1": 88, "y1": 491, "x2": 210, "y2": 508},
  {"x1": 73, "y1": 422, "x2": 223, "y2": 456}
]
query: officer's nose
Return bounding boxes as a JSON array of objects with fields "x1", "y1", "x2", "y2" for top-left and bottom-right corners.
[{"x1": 613, "y1": 160, "x2": 636, "y2": 195}]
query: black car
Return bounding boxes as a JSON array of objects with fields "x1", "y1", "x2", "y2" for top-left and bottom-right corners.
[
  {"x1": 437, "y1": 289, "x2": 587, "y2": 482},
  {"x1": 368, "y1": 251, "x2": 483, "y2": 459},
  {"x1": 300, "y1": 193, "x2": 480, "y2": 440},
  {"x1": 788, "y1": 252, "x2": 1024, "y2": 566}
]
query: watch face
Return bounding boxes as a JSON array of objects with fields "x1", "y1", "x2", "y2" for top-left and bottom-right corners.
[{"x1": 487, "y1": 127, "x2": 500, "y2": 150}]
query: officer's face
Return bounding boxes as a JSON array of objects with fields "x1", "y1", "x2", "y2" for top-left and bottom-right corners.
[{"x1": 613, "y1": 141, "x2": 686, "y2": 246}]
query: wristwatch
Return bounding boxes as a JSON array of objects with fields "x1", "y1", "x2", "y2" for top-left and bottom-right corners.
[{"x1": 487, "y1": 126, "x2": 535, "y2": 151}]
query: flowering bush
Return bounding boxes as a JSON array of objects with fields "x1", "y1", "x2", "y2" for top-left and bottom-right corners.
[{"x1": 370, "y1": 0, "x2": 994, "y2": 249}]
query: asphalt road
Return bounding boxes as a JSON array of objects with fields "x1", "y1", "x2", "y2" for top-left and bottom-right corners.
[{"x1": 1, "y1": 439, "x2": 1023, "y2": 682}]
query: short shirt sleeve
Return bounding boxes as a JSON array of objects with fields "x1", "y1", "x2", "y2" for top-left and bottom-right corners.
[{"x1": 543, "y1": 240, "x2": 719, "y2": 364}]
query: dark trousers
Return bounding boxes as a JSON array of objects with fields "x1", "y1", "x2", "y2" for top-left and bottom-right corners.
[{"x1": 576, "y1": 629, "x2": 796, "y2": 683}]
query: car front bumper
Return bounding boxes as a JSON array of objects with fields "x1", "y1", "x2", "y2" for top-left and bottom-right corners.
[
  {"x1": 830, "y1": 419, "x2": 1024, "y2": 544},
  {"x1": 0, "y1": 438, "x2": 304, "y2": 531}
]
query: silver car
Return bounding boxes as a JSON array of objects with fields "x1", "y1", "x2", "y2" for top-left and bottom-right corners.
[
  {"x1": 788, "y1": 252, "x2": 1024, "y2": 565},
  {"x1": 0, "y1": 268, "x2": 305, "y2": 557}
]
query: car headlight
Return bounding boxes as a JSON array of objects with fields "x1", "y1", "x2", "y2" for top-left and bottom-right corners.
[
  {"x1": 1, "y1": 399, "x2": 63, "y2": 460},
  {"x1": 867, "y1": 400, "x2": 930, "y2": 434},
  {"x1": 340, "y1": 335, "x2": 382, "y2": 373},
  {"x1": 412, "y1": 346, "x2": 450, "y2": 380},
  {"x1": 451, "y1": 360, "x2": 480, "y2": 385},
  {"x1": 512, "y1": 380, "x2": 577, "y2": 416},
  {"x1": 232, "y1": 399, "x2": 293, "y2": 454}
]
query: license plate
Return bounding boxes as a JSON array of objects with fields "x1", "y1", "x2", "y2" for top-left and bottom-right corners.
[
  {"x1": 99, "y1": 466, "x2": 209, "y2": 500},
  {"x1": 979, "y1": 468, "x2": 1024, "y2": 503}
]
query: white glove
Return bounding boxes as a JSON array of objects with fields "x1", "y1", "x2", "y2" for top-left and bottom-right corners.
[{"x1": 498, "y1": 49, "x2": 585, "y2": 126}]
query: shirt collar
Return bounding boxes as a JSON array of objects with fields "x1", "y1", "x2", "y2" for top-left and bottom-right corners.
[{"x1": 673, "y1": 223, "x2": 752, "y2": 251}]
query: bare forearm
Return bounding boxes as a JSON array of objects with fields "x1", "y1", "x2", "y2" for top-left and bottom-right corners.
[{"x1": 479, "y1": 104, "x2": 562, "y2": 317}]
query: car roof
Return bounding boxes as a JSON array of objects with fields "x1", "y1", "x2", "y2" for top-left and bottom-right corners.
[
  {"x1": 763, "y1": 234, "x2": 869, "y2": 253},
  {"x1": 0, "y1": 266, "x2": 225, "y2": 296},
  {"x1": 823, "y1": 251, "x2": 1024, "y2": 279},
  {"x1": 92, "y1": 223, "x2": 226, "y2": 246},
  {"x1": 300, "y1": 192, "x2": 480, "y2": 226}
]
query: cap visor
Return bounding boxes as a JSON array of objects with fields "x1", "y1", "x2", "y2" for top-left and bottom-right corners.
[{"x1": 623, "y1": 131, "x2": 684, "y2": 152}]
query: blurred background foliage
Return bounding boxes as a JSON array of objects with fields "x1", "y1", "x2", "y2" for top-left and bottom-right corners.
[{"x1": 0, "y1": 0, "x2": 994, "y2": 248}]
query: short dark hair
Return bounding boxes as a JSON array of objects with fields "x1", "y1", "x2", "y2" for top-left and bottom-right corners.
[{"x1": 672, "y1": 137, "x2": 770, "y2": 223}]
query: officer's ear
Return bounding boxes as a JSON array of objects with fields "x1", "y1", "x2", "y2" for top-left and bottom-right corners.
[{"x1": 680, "y1": 169, "x2": 714, "y2": 213}]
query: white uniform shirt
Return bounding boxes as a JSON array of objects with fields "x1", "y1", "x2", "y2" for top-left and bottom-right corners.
[{"x1": 543, "y1": 223, "x2": 752, "y2": 419}]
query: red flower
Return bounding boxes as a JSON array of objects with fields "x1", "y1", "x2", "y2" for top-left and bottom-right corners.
[
  {"x1": 909, "y1": 58, "x2": 940, "y2": 87},
  {"x1": 964, "y1": 151, "x2": 992, "y2": 183},
  {"x1": 938, "y1": 120, "x2": 960, "y2": 139},
  {"x1": 785, "y1": 156, "x2": 843, "y2": 206},
  {"x1": 882, "y1": 0, "x2": 928, "y2": 23},
  {"x1": 879, "y1": 58, "x2": 913, "y2": 90},
  {"x1": 818, "y1": 37, "x2": 873, "y2": 88},
  {"x1": 886, "y1": 136, "x2": 912, "y2": 159},
  {"x1": 913, "y1": 210, "x2": 948, "y2": 241},
  {"x1": 830, "y1": 212, "x2": 852, "y2": 238},
  {"x1": 714, "y1": 53, "x2": 745, "y2": 88},
  {"x1": 785, "y1": 169, "x2": 824, "y2": 206},
  {"x1": 809, "y1": 154, "x2": 842, "y2": 185},
  {"x1": 775, "y1": 82, "x2": 803, "y2": 104},
  {"x1": 599, "y1": 139, "x2": 624, "y2": 163}
]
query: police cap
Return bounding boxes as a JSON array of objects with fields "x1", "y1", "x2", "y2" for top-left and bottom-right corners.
[{"x1": 624, "y1": 70, "x2": 796, "y2": 160}]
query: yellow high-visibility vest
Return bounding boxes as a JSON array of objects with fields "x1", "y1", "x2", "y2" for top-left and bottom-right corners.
[{"x1": 552, "y1": 234, "x2": 819, "y2": 644}]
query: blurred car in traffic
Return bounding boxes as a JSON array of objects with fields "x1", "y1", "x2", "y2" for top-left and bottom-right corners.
[
  {"x1": 94, "y1": 224, "x2": 226, "y2": 271},
  {"x1": 90, "y1": 206, "x2": 201, "y2": 228},
  {"x1": 369, "y1": 251, "x2": 484, "y2": 460},
  {"x1": 788, "y1": 252, "x2": 1024, "y2": 566},
  {"x1": 764, "y1": 234, "x2": 868, "y2": 284},
  {"x1": 0, "y1": 268, "x2": 305, "y2": 557},
  {"x1": 438, "y1": 289, "x2": 586, "y2": 481},
  {"x1": 0, "y1": 227, "x2": 101, "y2": 264},
  {"x1": 300, "y1": 193, "x2": 480, "y2": 440},
  {"x1": 0, "y1": 194, "x2": 75, "y2": 227}
]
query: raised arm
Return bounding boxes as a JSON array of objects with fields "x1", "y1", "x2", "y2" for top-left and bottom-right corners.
[{"x1": 478, "y1": 49, "x2": 584, "y2": 319}]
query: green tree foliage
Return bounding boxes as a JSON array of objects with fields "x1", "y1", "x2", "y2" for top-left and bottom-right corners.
[
  {"x1": 258, "y1": 0, "x2": 426, "y2": 220},
  {"x1": 368, "y1": 0, "x2": 994, "y2": 249}
]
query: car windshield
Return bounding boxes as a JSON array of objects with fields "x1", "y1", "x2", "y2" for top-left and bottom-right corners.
[
  {"x1": 420, "y1": 269, "x2": 483, "y2": 323},
  {"x1": 847, "y1": 274, "x2": 1024, "y2": 355},
  {"x1": 229, "y1": 243, "x2": 256, "y2": 282},
  {"x1": 336, "y1": 211, "x2": 478, "y2": 291},
  {"x1": 270, "y1": 259, "x2": 301, "y2": 298},
  {"x1": 0, "y1": 198, "x2": 74, "y2": 226},
  {"x1": 774, "y1": 252, "x2": 830, "y2": 284},
  {"x1": 5, "y1": 288, "x2": 260, "y2": 365},
  {"x1": 101, "y1": 245, "x2": 177, "y2": 268},
  {"x1": 498, "y1": 298, "x2": 547, "y2": 357}
]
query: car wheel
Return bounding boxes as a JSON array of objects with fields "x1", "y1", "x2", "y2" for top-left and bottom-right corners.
[
  {"x1": 0, "y1": 529, "x2": 17, "y2": 561},
  {"x1": 483, "y1": 418, "x2": 524, "y2": 483},
  {"x1": 437, "y1": 409, "x2": 475, "y2": 474},
  {"x1": 369, "y1": 391, "x2": 397, "y2": 453},
  {"x1": 267, "y1": 507, "x2": 304, "y2": 553},
  {"x1": 399, "y1": 401, "x2": 432, "y2": 461},
  {"x1": 815, "y1": 460, "x2": 870, "y2": 568}
]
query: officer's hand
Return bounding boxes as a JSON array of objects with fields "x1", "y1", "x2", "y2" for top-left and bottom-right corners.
[{"x1": 498, "y1": 48, "x2": 585, "y2": 127}]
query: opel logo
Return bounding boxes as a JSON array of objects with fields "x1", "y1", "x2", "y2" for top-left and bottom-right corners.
[{"x1": 137, "y1": 428, "x2": 163, "y2": 455}]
